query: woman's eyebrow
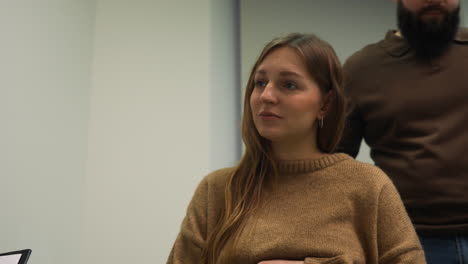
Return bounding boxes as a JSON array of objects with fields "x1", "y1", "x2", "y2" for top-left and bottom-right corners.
[
  {"x1": 255, "y1": 69, "x2": 303, "y2": 78},
  {"x1": 255, "y1": 69, "x2": 267, "y2": 75},
  {"x1": 279, "y1": 71, "x2": 303, "y2": 78}
]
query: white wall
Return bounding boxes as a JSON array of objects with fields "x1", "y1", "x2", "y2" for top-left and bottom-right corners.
[
  {"x1": 210, "y1": 0, "x2": 242, "y2": 168},
  {"x1": 82, "y1": 1, "x2": 240, "y2": 264},
  {"x1": 240, "y1": 0, "x2": 467, "y2": 163},
  {"x1": 0, "y1": 1, "x2": 95, "y2": 264},
  {"x1": 2, "y1": 1, "x2": 240, "y2": 264}
]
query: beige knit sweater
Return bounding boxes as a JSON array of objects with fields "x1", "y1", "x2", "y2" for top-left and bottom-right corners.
[{"x1": 167, "y1": 153, "x2": 426, "y2": 264}]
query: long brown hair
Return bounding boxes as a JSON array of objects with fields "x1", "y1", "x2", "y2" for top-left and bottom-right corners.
[{"x1": 202, "y1": 33, "x2": 346, "y2": 263}]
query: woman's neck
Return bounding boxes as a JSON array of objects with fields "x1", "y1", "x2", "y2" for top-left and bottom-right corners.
[{"x1": 271, "y1": 137, "x2": 326, "y2": 160}]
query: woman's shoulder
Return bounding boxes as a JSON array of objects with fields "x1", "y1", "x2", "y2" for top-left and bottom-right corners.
[
  {"x1": 330, "y1": 154, "x2": 400, "y2": 204},
  {"x1": 339, "y1": 156, "x2": 384, "y2": 173},
  {"x1": 333, "y1": 154, "x2": 393, "y2": 187},
  {"x1": 201, "y1": 166, "x2": 237, "y2": 189},
  {"x1": 189, "y1": 167, "x2": 236, "y2": 204}
]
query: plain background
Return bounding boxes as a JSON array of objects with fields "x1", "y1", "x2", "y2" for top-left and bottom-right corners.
[{"x1": 1, "y1": 1, "x2": 466, "y2": 264}]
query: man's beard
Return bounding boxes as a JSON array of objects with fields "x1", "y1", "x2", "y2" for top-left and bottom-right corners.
[{"x1": 397, "y1": 1, "x2": 460, "y2": 61}]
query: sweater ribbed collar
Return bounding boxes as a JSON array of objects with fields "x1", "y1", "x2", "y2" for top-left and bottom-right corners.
[
  {"x1": 276, "y1": 153, "x2": 351, "y2": 174},
  {"x1": 380, "y1": 27, "x2": 468, "y2": 57}
]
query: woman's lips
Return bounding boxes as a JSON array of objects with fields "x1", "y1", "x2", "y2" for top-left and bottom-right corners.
[{"x1": 259, "y1": 111, "x2": 282, "y2": 120}]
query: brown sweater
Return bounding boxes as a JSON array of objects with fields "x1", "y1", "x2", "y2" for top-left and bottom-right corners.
[
  {"x1": 167, "y1": 153, "x2": 425, "y2": 264},
  {"x1": 337, "y1": 29, "x2": 468, "y2": 234}
]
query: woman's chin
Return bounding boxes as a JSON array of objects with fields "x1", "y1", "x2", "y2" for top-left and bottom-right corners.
[{"x1": 258, "y1": 131, "x2": 286, "y2": 142}]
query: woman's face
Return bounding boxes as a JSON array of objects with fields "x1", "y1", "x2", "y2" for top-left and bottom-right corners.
[{"x1": 250, "y1": 46, "x2": 324, "y2": 144}]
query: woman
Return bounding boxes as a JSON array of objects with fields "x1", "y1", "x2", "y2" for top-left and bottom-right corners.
[{"x1": 167, "y1": 33, "x2": 426, "y2": 264}]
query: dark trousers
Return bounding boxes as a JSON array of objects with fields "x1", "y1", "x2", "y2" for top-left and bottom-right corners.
[{"x1": 419, "y1": 234, "x2": 468, "y2": 264}]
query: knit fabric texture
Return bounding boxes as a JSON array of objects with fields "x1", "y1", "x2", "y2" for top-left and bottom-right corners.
[{"x1": 167, "y1": 153, "x2": 426, "y2": 264}]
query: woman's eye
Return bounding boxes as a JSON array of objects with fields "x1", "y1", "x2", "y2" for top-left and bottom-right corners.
[
  {"x1": 255, "y1": 80, "x2": 267, "y2": 88},
  {"x1": 284, "y1": 82, "x2": 298, "y2": 90}
]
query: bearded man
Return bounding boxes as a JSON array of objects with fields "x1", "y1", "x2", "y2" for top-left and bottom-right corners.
[{"x1": 337, "y1": 0, "x2": 468, "y2": 263}]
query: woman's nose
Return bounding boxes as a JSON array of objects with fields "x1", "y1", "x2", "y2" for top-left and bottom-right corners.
[{"x1": 259, "y1": 84, "x2": 278, "y2": 104}]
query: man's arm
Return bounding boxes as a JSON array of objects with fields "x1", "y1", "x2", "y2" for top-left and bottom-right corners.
[
  {"x1": 335, "y1": 106, "x2": 364, "y2": 158},
  {"x1": 336, "y1": 59, "x2": 365, "y2": 158}
]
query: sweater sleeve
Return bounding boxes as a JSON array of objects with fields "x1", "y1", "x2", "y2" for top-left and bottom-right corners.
[
  {"x1": 167, "y1": 177, "x2": 209, "y2": 264},
  {"x1": 377, "y1": 181, "x2": 426, "y2": 264}
]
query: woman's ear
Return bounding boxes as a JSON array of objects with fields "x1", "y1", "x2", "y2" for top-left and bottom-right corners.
[{"x1": 320, "y1": 90, "x2": 335, "y2": 117}]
